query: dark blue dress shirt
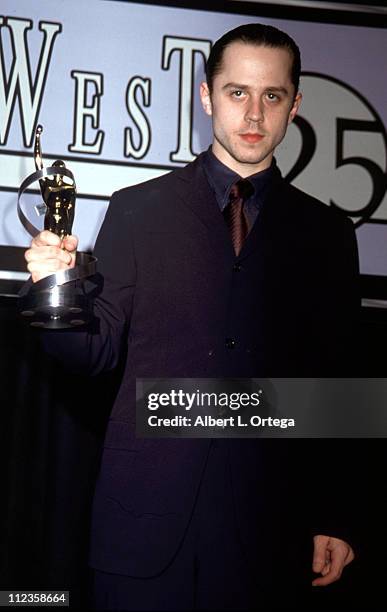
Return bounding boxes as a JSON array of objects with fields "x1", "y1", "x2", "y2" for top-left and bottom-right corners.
[{"x1": 200, "y1": 146, "x2": 276, "y2": 231}]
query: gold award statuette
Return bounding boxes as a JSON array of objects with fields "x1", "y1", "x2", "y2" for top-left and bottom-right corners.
[
  {"x1": 34, "y1": 125, "x2": 76, "y2": 239},
  {"x1": 18, "y1": 125, "x2": 97, "y2": 329}
]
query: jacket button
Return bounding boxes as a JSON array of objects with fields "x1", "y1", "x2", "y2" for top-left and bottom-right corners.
[
  {"x1": 225, "y1": 338, "x2": 236, "y2": 349},
  {"x1": 233, "y1": 264, "x2": 242, "y2": 272},
  {"x1": 208, "y1": 349, "x2": 214, "y2": 356}
]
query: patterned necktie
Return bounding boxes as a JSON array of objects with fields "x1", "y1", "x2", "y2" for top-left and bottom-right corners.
[{"x1": 223, "y1": 179, "x2": 254, "y2": 256}]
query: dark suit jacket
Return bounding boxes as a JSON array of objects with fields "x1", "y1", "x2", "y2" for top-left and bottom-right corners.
[{"x1": 42, "y1": 154, "x2": 360, "y2": 581}]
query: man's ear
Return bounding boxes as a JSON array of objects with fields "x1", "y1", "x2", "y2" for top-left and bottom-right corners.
[
  {"x1": 288, "y1": 91, "x2": 302, "y2": 125},
  {"x1": 200, "y1": 82, "x2": 212, "y2": 116}
]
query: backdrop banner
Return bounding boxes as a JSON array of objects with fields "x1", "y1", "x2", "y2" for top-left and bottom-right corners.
[{"x1": 0, "y1": 0, "x2": 386, "y2": 275}]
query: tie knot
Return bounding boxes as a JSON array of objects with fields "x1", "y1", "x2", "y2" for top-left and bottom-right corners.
[{"x1": 229, "y1": 179, "x2": 254, "y2": 203}]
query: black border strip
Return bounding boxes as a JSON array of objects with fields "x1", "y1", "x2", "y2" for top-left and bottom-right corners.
[
  {"x1": 1, "y1": 148, "x2": 179, "y2": 172},
  {"x1": 0, "y1": 185, "x2": 110, "y2": 202},
  {"x1": 103, "y1": 0, "x2": 387, "y2": 27},
  {"x1": 2, "y1": 186, "x2": 387, "y2": 221}
]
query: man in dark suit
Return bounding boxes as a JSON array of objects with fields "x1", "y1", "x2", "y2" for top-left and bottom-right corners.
[{"x1": 25, "y1": 24, "x2": 358, "y2": 610}]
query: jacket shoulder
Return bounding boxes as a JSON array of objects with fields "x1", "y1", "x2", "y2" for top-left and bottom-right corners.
[
  {"x1": 284, "y1": 181, "x2": 354, "y2": 231},
  {"x1": 110, "y1": 157, "x2": 199, "y2": 213}
]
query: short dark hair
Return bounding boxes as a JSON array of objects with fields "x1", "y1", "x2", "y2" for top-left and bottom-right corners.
[{"x1": 205, "y1": 23, "x2": 301, "y2": 95}]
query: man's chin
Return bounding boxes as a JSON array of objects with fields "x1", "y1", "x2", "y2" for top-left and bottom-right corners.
[{"x1": 233, "y1": 152, "x2": 269, "y2": 166}]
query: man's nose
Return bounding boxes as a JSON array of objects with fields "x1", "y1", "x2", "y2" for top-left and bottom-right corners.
[{"x1": 245, "y1": 96, "x2": 264, "y2": 123}]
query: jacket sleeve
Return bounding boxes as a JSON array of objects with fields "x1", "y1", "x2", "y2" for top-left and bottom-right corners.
[
  {"x1": 38, "y1": 190, "x2": 136, "y2": 375},
  {"x1": 331, "y1": 215, "x2": 360, "y2": 374}
]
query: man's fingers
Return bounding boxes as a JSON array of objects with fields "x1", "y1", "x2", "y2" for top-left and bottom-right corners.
[
  {"x1": 25, "y1": 246, "x2": 73, "y2": 265},
  {"x1": 312, "y1": 537, "x2": 355, "y2": 587},
  {"x1": 312, "y1": 535, "x2": 329, "y2": 573},
  {"x1": 320, "y1": 561, "x2": 331, "y2": 576},
  {"x1": 31, "y1": 231, "x2": 78, "y2": 252},
  {"x1": 27, "y1": 259, "x2": 73, "y2": 274},
  {"x1": 343, "y1": 547, "x2": 355, "y2": 566},
  {"x1": 25, "y1": 231, "x2": 78, "y2": 283},
  {"x1": 32, "y1": 230, "x2": 62, "y2": 247},
  {"x1": 27, "y1": 259, "x2": 74, "y2": 283},
  {"x1": 62, "y1": 234, "x2": 78, "y2": 252},
  {"x1": 312, "y1": 555, "x2": 325, "y2": 573},
  {"x1": 312, "y1": 546, "x2": 346, "y2": 586},
  {"x1": 312, "y1": 567, "x2": 342, "y2": 587}
]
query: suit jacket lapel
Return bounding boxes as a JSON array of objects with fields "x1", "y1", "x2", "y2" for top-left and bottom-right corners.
[
  {"x1": 174, "y1": 155, "x2": 235, "y2": 259},
  {"x1": 238, "y1": 170, "x2": 290, "y2": 263},
  {"x1": 173, "y1": 155, "x2": 292, "y2": 263}
]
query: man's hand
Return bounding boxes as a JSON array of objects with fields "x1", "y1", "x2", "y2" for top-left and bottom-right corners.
[
  {"x1": 312, "y1": 534, "x2": 355, "y2": 586},
  {"x1": 24, "y1": 230, "x2": 78, "y2": 283}
]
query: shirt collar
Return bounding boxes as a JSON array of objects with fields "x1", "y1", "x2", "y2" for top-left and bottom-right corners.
[{"x1": 201, "y1": 146, "x2": 276, "y2": 212}]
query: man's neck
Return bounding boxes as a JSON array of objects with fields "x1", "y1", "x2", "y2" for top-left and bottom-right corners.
[{"x1": 210, "y1": 145, "x2": 273, "y2": 178}]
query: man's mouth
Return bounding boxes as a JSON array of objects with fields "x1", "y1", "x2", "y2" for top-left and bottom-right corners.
[{"x1": 239, "y1": 133, "x2": 264, "y2": 144}]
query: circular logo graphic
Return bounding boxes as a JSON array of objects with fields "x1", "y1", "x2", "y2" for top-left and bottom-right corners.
[{"x1": 276, "y1": 73, "x2": 387, "y2": 227}]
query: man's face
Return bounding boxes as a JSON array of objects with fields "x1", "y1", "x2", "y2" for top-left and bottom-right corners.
[{"x1": 200, "y1": 42, "x2": 302, "y2": 177}]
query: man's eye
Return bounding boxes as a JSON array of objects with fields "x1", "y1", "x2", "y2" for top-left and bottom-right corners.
[
  {"x1": 266, "y1": 92, "x2": 279, "y2": 101},
  {"x1": 231, "y1": 90, "x2": 244, "y2": 98}
]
